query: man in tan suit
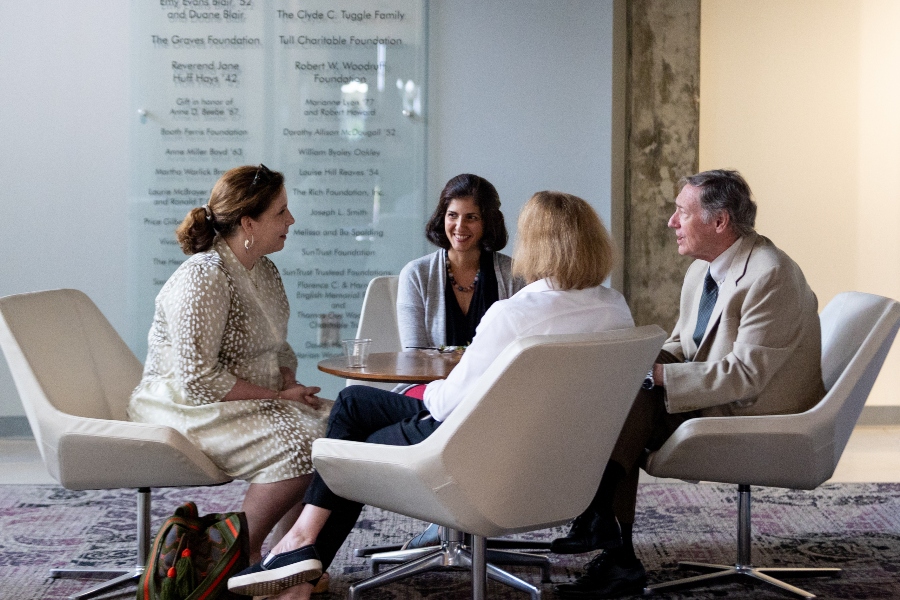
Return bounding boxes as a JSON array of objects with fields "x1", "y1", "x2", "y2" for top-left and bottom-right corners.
[{"x1": 555, "y1": 169, "x2": 826, "y2": 598}]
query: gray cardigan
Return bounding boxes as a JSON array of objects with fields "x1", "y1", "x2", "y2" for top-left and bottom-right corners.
[{"x1": 396, "y1": 250, "x2": 522, "y2": 349}]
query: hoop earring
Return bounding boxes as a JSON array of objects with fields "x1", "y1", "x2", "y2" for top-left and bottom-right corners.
[{"x1": 244, "y1": 234, "x2": 254, "y2": 252}]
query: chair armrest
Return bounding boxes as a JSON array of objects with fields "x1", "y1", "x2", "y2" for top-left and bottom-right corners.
[
  {"x1": 312, "y1": 437, "x2": 500, "y2": 534},
  {"x1": 312, "y1": 438, "x2": 448, "y2": 521},
  {"x1": 48, "y1": 414, "x2": 231, "y2": 490},
  {"x1": 644, "y1": 413, "x2": 835, "y2": 489}
]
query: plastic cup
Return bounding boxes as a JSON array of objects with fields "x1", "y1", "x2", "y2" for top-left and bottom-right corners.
[{"x1": 342, "y1": 338, "x2": 372, "y2": 368}]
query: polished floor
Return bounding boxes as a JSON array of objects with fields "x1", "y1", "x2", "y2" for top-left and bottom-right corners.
[{"x1": 1, "y1": 425, "x2": 899, "y2": 485}]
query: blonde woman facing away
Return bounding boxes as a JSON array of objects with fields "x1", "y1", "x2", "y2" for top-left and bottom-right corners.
[
  {"x1": 226, "y1": 191, "x2": 635, "y2": 599},
  {"x1": 128, "y1": 165, "x2": 332, "y2": 565}
]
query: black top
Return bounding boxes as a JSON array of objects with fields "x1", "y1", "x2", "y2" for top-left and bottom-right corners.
[{"x1": 444, "y1": 251, "x2": 499, "y2": 346}]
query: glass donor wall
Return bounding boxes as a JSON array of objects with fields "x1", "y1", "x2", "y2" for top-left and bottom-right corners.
[{"x1": 130, "y1": 0, "x2": 426, "y2": 396}]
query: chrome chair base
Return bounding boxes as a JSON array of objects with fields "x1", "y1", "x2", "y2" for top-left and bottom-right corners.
[
  {"x1": 353, "y1": 537, "x2": 551, "y2": 557},
  {"x1": 370, "y1": 544, "x2": 551, "y2": 582},
  {"x1": 349, "y1": 530, "x2": 543, "y2": 600},
  {"x1": 50, "y1": 487, "x2": 152, "y2": 600},
  {"x1": 360, "y1": 527, "x2": 551, "y2": 581},
  {"x1": 643, "y1": 485, "x2": 841, "y2": 599},
  {"x1": 643, "y1": 561, "x2": 841, "y2": 599},
  {"x1": 51, "y1": 567, "x2": 144, "y2": 600}
]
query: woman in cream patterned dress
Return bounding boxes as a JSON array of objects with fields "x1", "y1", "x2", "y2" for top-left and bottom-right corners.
[{"x1": 128, "y1": 164, "x2": 332, "y2": 564}]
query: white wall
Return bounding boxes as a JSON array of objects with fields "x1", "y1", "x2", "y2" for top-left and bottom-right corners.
[
  {"x1": 700, "y1": 0, "x2": 900, "y2": 406},
  {"x1": 427, "y1": 0, "x2": 619, "y2": 246},
  {"x1": 0, "y1": 1, "x2": 620, "y2": 418},
  {"x1": 0, "y1": 2, "x2": 130, "y2": 417}
]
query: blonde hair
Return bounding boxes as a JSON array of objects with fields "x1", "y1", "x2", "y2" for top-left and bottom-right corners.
[{"x1": 512, "y1": 191, "x2": 614, "y2": 290}]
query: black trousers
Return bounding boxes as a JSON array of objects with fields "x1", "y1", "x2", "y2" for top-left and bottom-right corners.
[
  {"x1": 604, "y1": 350, "x2": 697, "y2": 523},
  {"x1": 606, "y1": 385, "x2": 692, "y2": 523},
  {"x1": 302, "y1": 385, "x2": 441, "y2": 570}
]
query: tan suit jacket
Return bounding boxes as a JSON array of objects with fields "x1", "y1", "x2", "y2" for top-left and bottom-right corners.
[{"x1": 661, "y1": 232, "x2": 826, "y2": 417}]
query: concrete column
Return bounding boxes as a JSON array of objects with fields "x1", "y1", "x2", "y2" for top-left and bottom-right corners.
[{"x1": 624, "y1": 0, "x2": 700, "y2": 330}]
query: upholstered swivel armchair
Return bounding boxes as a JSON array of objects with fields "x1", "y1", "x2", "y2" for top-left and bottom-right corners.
[
  {"x1": 349, "y1": 274, "x2": 554, "y2": 568},
  {"x1": 0, "y1": 289, "x2": 232, "y2": 599},
  {"x1": 643, "y1": 291, "x2": 900, "y2": 598},
  {"x1": 313, "y1": 326, "x2": 667, "y2": 600}
]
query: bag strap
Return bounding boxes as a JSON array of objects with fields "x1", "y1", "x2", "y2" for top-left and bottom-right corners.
[{"x1": 187, "y1": 512, "x2": 249, "y2": 600}]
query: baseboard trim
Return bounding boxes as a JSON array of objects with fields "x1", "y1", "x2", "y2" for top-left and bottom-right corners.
[
  {"x1": 0, "y1": 416, "x2": 33, "y2": 438},
  {"x1": 856, "y1": 405, "x2": 900, "y2": 426}
]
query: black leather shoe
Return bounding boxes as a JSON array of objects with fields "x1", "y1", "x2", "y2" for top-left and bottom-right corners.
[
  {"x1": 401, "y1": 523, "x2": 441, "y2": 550},
  {"x1": 551, "y1": 511, "x2": 621, "y2": 554},
  {"x1": 556, "y1": 550, "x2": 646, "y2": 598}
]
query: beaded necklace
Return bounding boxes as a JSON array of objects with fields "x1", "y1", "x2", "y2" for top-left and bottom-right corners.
[{"x1": 446, "y1": 255, "x2": 480, "y2": 293}]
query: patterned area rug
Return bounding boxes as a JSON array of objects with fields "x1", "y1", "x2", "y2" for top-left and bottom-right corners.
[{"x1": 1, "y1": 482, "x2": 899, "y2": 600}]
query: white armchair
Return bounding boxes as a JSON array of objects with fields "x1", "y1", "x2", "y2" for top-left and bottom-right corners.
[
  {"x1": 347, "y1": 275, "x2": 401, "y2": 390},
  {"x1": 313, "y1": 325, "x2": 667, "y2": 599},
  {"x1": 643, "y1": 292, "x2": 900, "y2": 598},
  {"x1": 0, "y1": 289, "x2": 232, "y2": 599}
]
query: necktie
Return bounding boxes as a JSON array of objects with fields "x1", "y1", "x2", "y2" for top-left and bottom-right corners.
[{"x1": 692, "y1": 271, "x2": 719, "y2": 348}]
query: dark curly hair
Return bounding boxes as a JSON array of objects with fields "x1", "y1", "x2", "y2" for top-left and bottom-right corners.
[{"x1": 424, "y1": 174, "x2": 507, "y2": 252}]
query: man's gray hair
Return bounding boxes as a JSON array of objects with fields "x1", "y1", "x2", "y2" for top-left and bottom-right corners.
[{"x1": 681, "y1": 169, "x2": 757, "y2": 237}]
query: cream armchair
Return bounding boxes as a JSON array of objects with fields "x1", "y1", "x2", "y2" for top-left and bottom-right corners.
[
  {"x1": 347, "y1": 275, "x2": 401, "y2": 391},
  {"x1": 643, "y1": 292, "x2": 900, "y2": 598},
  {"x1": 0, "y1": 289, "x2": 232, "y2": 599},
  {"x1": 349, "y1": 275, "x2": 553, "y2": 567},
  {"x1": 312, "y1": 325, "x2": 667, "y2": 600}
]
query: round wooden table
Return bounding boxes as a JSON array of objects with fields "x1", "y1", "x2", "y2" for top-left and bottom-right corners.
[{"x1": 317, "y1": 350, "x2": 462, "y2": 384}]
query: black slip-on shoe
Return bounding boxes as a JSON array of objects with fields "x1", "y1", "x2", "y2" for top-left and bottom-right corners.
[
  {"x1": 401, "y1": 523, "x2": 442, "y2": 550},
  {"x1": 227, "y1": 545, "x2": 323, "y2": 596},
  {"x1": 551, "y1": 511, "x2": 622, "y2": 554},
  {"x1": 556, "y1": 551, "x2": 646, "y2": 598}
]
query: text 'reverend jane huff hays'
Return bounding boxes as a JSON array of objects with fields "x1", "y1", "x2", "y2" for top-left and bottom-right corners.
[{"x1": 138, "y1": 0, "x2": 422, "y2": 366}]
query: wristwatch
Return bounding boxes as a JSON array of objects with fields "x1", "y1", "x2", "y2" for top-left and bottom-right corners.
[{"x1": 641, "y1": 368, "x2": 655, "y2": 390}]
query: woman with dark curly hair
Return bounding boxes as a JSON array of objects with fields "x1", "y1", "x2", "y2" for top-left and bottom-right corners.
[{"x1": 397, "y1": 174, "x2": 524, "y2": 351}]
